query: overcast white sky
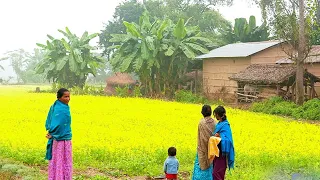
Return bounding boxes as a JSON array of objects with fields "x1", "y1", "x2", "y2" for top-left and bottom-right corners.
[{"x1": 0, "y1": 0, "x2": 261, "y2": 78}]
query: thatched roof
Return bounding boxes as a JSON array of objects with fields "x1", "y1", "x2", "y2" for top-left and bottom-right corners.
[
  {"x1": 229, "y1": 64, "x2": 320, "y2": 84},
  {"x1": 106, "y1": 73, "x2": 136, "y2": 85},
  {"x1": 276, "y1": 45, "x2": 320, "y2": 64}
]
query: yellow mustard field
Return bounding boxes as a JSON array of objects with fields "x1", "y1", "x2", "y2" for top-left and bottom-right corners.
[{"x1": 0, "y1": 85, "x2": 320, "y2": 179}]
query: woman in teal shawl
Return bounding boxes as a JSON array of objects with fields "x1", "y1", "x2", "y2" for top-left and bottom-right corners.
[
  {"x1": 45, "y1": 88, "x2": 73, "y2": 180},
  {"x1": 212, "y1": 106, "x2": 234, "y2": 180}
]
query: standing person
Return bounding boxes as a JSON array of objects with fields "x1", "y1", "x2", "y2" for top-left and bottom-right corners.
[
  {"x1": 192, "y1": 105, "x2": 216, "y2": 180},
  {"x1": 45, "y1": 88, "x2": 73, "y2": 180},
  {"x1": 163, "y1": 147, "x2": 179, "y2": 180},
  {"x1": 212, "y1": 106, "x2": 235, "y2": 180}
]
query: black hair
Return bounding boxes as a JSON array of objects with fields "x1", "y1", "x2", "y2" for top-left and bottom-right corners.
[
  {"x1": 201, "y1": 105, "x2": 212, "y2": 117},
  {"x1": 57, "y1": 88, "x2": 69, "y2": 99},
  {"x1": 214, "y1": 105, "x2": 227, "y2": 121},
  {"x1": 168, "y1": 147, "x2": 176, "y2": 156}
]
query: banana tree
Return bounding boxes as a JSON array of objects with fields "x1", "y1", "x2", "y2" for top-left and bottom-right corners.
[
  {"x1": 160, "y1": 18, "x2": 212, "y2": 95},
  {"x1": 233, "y1": 16, "x2": 269, "y2": 42},
  {"x1": 109, "y1": 12, "x2": 212, "y2": 96},
  {"x1": 109, "y1": 12, "x2": 165, "y2": 94},
  {"x1": 36, "y1": 27, "x2": 104, "y2": 88}
]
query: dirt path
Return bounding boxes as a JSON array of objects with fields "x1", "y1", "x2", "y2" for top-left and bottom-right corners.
[{"x1": 0, "y1": 157, "x2": 190, "y2": 179}]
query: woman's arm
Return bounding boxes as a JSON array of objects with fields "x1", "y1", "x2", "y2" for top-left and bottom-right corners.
[{"x1": 197, "y1": 123, "x2": 210, "y2": 170}]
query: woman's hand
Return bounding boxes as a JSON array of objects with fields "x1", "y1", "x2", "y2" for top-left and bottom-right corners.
[
  {"x1": 46, "y1": 133, "x2": 52, "y2": 139},
  {"x1": 214, "y1": 133, "x2": 220, "y2": 137}
]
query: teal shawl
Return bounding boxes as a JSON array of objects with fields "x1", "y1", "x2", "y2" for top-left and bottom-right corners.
[
  {"x1": 45, "y1": 100, "x2": 72, "y2": 160},
  {"x1": 213, "y1": 119, "x2": 235, "y2": 169}
]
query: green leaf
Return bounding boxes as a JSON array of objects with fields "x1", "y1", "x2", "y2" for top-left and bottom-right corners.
[
  {"x1": 165, "y1": 46, "x2": 175, "y2": 56},
  {"x1": 58, "y1": 29, "x2": 69, "y2": 38},
  {"x1": 147, "y1": 58, "x2": 155, "y2": 69},
  {"x1": 107, "y1": 45, "x2": 121, "y2": 50},
  {"x1": 180, "y1": 44, "x2": 195, "y2": 59},
  {"x1": 61, "y1": 38, "x2": 71, "y2": 51},
  {"x1": 73, "y1": 49, "x2": 83, "y2": 63},
  {"x1": 36, "y1": 43, "x2": 46, "y2": 48},
  {"x1": 185, "y1": 43, "x2": 209, "y2": 54},
  {"x1": 48, "y1": 62, "x2": 55, "y2": 71},
  {"x1": 110, "y1": 34, "x2": 132, "y2": 43},
  {"x1": 47, "y1": 35, "x2": 55, "y2": 40},
  {"x1": 80, "y1": 31, "x2": 89, "y2": 42},
  {"x1": 80, "y1": 61, "x2": 87, "y2": 70},
  {"x1": 65, "y1": 27, "x2": 73, "y2": 37},
  {"x1": 68, "y1": 54, "x2": 77, "y2": 72},
  {"x1": 184, "y1": 36, "x2": 212, "y2": 43},
  {"x1": 141, "y1": 41, "x2": 150, "y2": 60},
  {"x1": 123, "y1": 21, "x2": 142, "y2": 38},
  {"x1": 173, "y1": 19, "x2": 187, "y2": 39},
  {"x1": 134, "y1": 56, "x2": 144, "y2": 71},
  {"x1": 247, "y1": 16, "x2": 257, "y2": 34},
  {"x1": 160, "y1": 44, "x2": 169, "y2": 51},
  {"x1": 120, "y1": 50, "x2": 138, "y2": 72},
  {"x1": 86, "y1": 33, "x2": 99, "y2": 40},
  {"x1": 46, "y1": 40, "x2": 53, "y2": 49},
  {"x1": 56, "y1": 56, "x2": 68, "y2": 71},
  {"x1": 145, "y1": 36, "x2": 155, "y2": 51},
  {"x1": 157, "y1": 20, "x2": 168, "y2": 40}
]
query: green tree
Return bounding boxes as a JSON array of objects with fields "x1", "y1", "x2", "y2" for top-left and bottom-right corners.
[
  {"x1": 100, "y1": 0, "x2": 232, "y2": 57},
  {"x1": 24, "y1": 49, "x2": 46, "y2": 83},
  {"x1": 227, "y1": 16, "x2": 269, "y2": 43},
  {"x1": 36, "y1": 27, "x2": 104, "y2": 88},
  {"x1": 109, "y1": 12, "x2": 212, "y2": 96},
  {"x1": 254, "y1": 0, "x2": 317, "y2": 104},
  {"x1": 1, "y1": 49, "x2": 30, "y2": 84}
]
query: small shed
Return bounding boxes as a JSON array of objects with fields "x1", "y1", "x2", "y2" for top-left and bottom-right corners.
[
  {"x1": 276, "y1": 45, "x2": 320, "y2": 95},
  {"x1": 105, "y1": 73, "x2": 136, "y2": 95},
  {"x1": 229, "y1": 64, "x2": 320, "y2": 102}
]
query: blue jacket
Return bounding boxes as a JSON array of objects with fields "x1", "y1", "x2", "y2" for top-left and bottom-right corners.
[{"x1": 164, "y1": 156, "x2": 179, "y2": 174}]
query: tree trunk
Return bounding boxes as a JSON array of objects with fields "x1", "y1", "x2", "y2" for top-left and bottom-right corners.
[
  {"x1": 317, "y1": 0, "x2": 320, "y2": 24},
  {"x1": 296, "y1": 0, "x2": 305, "y2": 105}
]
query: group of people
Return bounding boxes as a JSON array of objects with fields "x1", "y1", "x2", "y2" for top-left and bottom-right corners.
[
  {"x1": 163, "y1": 105, "x2": 235, "y2": 180},
  {"x1": 45, "y1": 88, "x2": 234, "y2": 180}
]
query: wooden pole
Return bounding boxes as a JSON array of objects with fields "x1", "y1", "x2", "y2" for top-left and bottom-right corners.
[
  {"x1": 277, "y1": 84, "x2": 280, "y2": 95},
  {"x1": 291, "y1": 84, "x2": 295, "y2": 101},
  {"x1": 195, "y1": 70, "x2": 198, "y2": 94}
]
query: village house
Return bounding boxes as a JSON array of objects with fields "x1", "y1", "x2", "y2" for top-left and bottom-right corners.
[{"x1": 196, "y1": 41, "x2": 320, "y2": 101}]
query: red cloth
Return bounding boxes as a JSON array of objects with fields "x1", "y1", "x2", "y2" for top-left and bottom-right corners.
[{"x1": 166, "y1": 173, "x2": 178, "y2": 179}]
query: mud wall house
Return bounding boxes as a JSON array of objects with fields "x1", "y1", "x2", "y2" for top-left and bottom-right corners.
[
  {"x1": 276, "y1": 45, "x2": 320, "y2": 95},
  {"x1": 196, "y1": 41, "x2": 288, "y2": 98}
]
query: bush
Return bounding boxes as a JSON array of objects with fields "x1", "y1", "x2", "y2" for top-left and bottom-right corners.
[
  {"x1": 174, "y1": 90, "x2": 208, "y2": 104},
  {"x1": 30, "y1": 83, "x2": 105, "y2": 96},
  {"x1": 251, "y1": 96, "x2": 297, "y2": 116},
  {"x1": 115, "y1": 86, "x2": 130, "y2": 97},
  {"x1": 292, "y1": 99, "x2": 320, "y2": 120},
  {"x1": 251, "y1": 96, "x2": 320, "y2": 120}
]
